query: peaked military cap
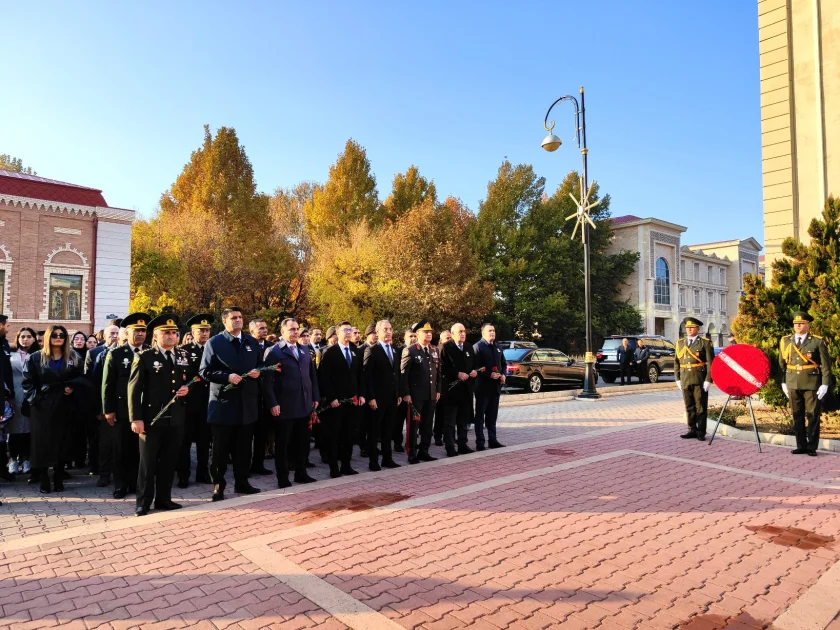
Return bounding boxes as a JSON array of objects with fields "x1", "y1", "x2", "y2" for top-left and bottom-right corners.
[
  {"x1": 792, "y1": 310, "x2": 813, "y2": 324},
  {"x1": 186, "y1": 313, "x2": 214, "y2": 329},
  {"x1": 148, "y1": 314, "x2": 180, "y2": 332},
  {"x1": 682, "y1": 316, "x2": 703, "y2": 328},
  {"x1": 325, "y1": 326, "x2": 337, "y2": 339},
  {"x1": 364, "y1": 323, "x2": 377, "y2": 337},
  {"x1": 412, "y1": 319, "x2": 433, "y2": 333},
  {"x1": 122, "y1": 312, "x2": 151, "y2": 330}
]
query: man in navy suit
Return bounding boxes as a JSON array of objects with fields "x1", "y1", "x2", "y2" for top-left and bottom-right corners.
[
  {"x1": 262, "y1": 318, "x2": 319, "y2": 488},
  {"x1": 472, "y1": 323, "x2": 506, "y2": 450},
  {"x1": 199, "y1": 307, "x2": 262, "y2": 501},
  {"x1": 363, "y1": 319, "x2": 402, "y2": 471}
]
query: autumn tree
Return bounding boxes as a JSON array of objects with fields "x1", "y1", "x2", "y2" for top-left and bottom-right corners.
[
  {"x1": 734, "y1": 195, "x2": 840, "y2": 408},
  {"x1": 304, "y1": 139, "x2": 383, "y2": 239},
  {"x1": 0, "y1": 154, "x2": 35, "y2": 174},
  {"x1": 383, "y1": 165, "x2": 437, "y2": 223}
]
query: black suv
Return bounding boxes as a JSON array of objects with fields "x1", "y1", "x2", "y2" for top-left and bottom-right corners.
[{"x1": 595, "y1": 335, "x2": 675, "y2": 384}]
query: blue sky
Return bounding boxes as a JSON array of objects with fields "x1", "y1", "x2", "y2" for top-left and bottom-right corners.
[{"x1": 3, "y1": 1, "x2": 762, "y2": 246}]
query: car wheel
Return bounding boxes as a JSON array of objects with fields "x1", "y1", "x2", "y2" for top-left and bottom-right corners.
[
  {"x1": 648, "y1": 364, "x2": 660, "y2": 383},
  {"x1": 529, "y1": 374, "x2": 543, "y2": 393},
  {"x1": 602, "y1": 374, "x2": 616, "y2": 384}
]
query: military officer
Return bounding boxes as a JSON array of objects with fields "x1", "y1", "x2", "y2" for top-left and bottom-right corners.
[
  {"x1": 779, "y1": 311, "x2": 832, "y2": 456},
  {"x1": 176, "y1": 314, "x2": 214, "y2": 487},
  {"x1": 675, "y1": 317, "x2": 715, "y2": 441},
  {"x1": 102, "y1": 312, "x2": 150, "y2": 498},
  {"x1": 400, "y1": 319, "x2": 441, "y2": 464},
  {"x1": 128, "y1": 314, "x2": 190, "y2": 516}
]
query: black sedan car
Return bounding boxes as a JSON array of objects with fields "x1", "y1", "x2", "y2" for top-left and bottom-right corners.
[{"x1": 503, "y1": 347, "x2": 587, "y2": 393}]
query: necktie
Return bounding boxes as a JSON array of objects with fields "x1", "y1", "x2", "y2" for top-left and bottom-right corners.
[
  {"x1": 134, "y1": 347, "x2": 140, "y2": 354},
  {"x1": 164, "y1": 350, "x2": 173, "y2": 366},
  {"x1": 424, "y1": 347, "x2": 429, "y2": 358},
  {"x1": 385, "y1": 344, "x2": 393, "y2": 364},
  {"x1": 344, "y1": 346, "x2": 352, "y2": 367},
  {"x1": 796, "y1": 337, "x2": 803, "y2": 348},
  {"x1": 232, "y1": 337, "x2": 241, "y2": 352},
  {"x1": 292, "y1": 345, "x2": 299, "y2": 359},
  {"x1": 458, "y1": 344, "x2": 463, "y2": 352}
]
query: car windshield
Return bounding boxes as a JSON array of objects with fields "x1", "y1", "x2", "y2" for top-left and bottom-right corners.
[
  {"x1": 503, "y1": 349, "x2": 530, "y2": 362},
  {"x1": 601, "y1": 339, "x2": 624, "y2": 350}
]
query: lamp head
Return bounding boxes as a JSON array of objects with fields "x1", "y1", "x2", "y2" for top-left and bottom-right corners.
[{"x1": 541, "y1": 133, "x2": 562, "y2": 152}]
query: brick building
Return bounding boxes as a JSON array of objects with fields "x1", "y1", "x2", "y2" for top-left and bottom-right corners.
[{"x1": 0, "y1": 169, "x2": 134, "y2": 334}]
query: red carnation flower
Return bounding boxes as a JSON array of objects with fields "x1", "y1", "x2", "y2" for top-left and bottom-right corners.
[
  {"x1": 491, "y1": 366, "x2": 498, "y2": 373},
  {"x1": 352, "y1": 395, "x2": 359, "y2": 405}
]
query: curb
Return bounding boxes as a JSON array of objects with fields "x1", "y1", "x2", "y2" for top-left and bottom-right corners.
[
  {"x1": 500, "y1": 382, "x2": 676, "y2": 407},
  {"x1": 708, "y1": 420, "x2": 840, "y2": 454}
]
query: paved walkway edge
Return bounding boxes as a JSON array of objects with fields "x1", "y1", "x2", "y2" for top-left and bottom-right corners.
[
  {"x1": 772, "y1": 559, "x2": 840, "y2": 630},
  {"x1": 708, "y1": 420, "x2": 840, "y2": 453},
  {"x1": 500, "y1": 382, "x2": 676, "y2": 407}
]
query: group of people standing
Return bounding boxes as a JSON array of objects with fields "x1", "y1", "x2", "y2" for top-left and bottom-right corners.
[{"x1": 0, "y1": 308, "x2": 510, "y2": 515}]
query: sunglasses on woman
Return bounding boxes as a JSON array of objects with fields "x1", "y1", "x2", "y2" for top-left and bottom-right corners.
[{"x1": 51, "y1": 332, "x2": 66, "y2": 339}]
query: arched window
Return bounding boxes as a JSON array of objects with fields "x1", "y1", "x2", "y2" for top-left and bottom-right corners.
[{"x1": 654, "y1": 257, "x2": 670, "y2": 305}]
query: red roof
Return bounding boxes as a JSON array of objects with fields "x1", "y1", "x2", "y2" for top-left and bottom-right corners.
[
  {"x1": 0, "y1": 169, "x2": 108, "y2": 207},
  {"x1": 611, "y1": 215, "x2": 643, "y2": 225}
]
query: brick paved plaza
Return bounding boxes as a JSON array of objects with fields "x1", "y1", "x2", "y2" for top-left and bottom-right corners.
[{"x1": 1, "y1": 390, "x2": 839, "y2": 629}]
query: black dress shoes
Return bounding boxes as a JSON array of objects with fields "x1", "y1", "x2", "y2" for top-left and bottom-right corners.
[
  {"x1": 277, "y1": 478, "x2": 292, "y2": 489},
  {"x1": 417, "y1": 452, "x2": 437, "y2": 462},
  {"x1": 294, "y1": 473, "x2": 317, "y2": 484},
  {"x1": 696, "y1": 435, "x2": 707, "y2": 442},
  {"x1": 154, "y1": 501, "x2": 182, "y2": 511},
  {"x1": 234, "y1": 483, "x2": 261, "y2": 495},
  {"x1": 408, "y1": 456, "x2": 420, "y2": 464},
  {"x1": 489, "y1": 441, "x2": 505, "y2": 449},
  {"x1": 369, "y1": 461, "x2": 382, "y2": 472},
  {"x1": 177, "y1": 479, "x2": 189, "y2": 489},
  {"x1": 340, "y1": 466, "x2": 359, "y2": 476},
  {"x1": 135, "y1": 505, "x2": 150, "y2": 517},
  {"x1": 476, "y1": 445, "x2": 486, "y2": 452},
  {"x1": 53, "y1": 478, "x2": 64, "y2": 492},
  {"x1": 329, "y1": 468, "x2": 343, "y2": 479},
  {"x1": 381, "y1": 460, "x2": 401, "y2": 469},
  {"x1": 250, "y1": 466, "x2": 272, "y2": 476},
  {"x1": 791, "y1": 448, "x2": 808, "y2": 455},
  {"x1": 458, "y1": 446, "x2": 474, "y2": 455},
  {"x1": 211, "y1": 485, "x2": 225, "y2": 501},
  {"x1": 680, "y1": 432, "x2": 697, "y2": 439},
  {"x1": 96, "y1": 475, "x2": 111, "y2": 488},
  {"x1": 434, "y1": 437, "x2": 444, "y2": 446},
  {"x1": 807, "y1": 451, "x2": 818, "y2": 457},
  {"x1": 39, "y1": 478, "x2": 51, "y2": 494},
  {"x1": 393, "y1": 442, "x2": 404, "y2": 453},
  {"x1": 113, "y1": 488, "x2": 128, "y2": 499},
  {"x1": 446, "y1": 449, "x2": 458, "y2": 457}
]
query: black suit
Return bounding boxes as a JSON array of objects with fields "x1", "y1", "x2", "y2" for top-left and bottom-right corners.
[
  {"x1": 473, "y1": 339, "x2": 506, "y2": 448},
  {"x1": 400, "y1": 344, "x2": 440, "y2": 458},
  {"x1": 617, "y1": 345, "x2": 635, "y2": 385},
  {"x1": 251, "y1": 339, "x2": 274, "y2": 472},
  {"x1": 354, "y1": 343, "x2": 370, "y2": 453},
  {"x1": 392, "y1": 343, "x2": 406, "y2": 448},
  {"x1": 363, "y1": 342, "x2": 400, "y2": 465},
  {"x1": 85, "y1": 343, "x2": 111, "y2": 477},
  {"x1": 128, "y1": 347, "x2": 187, "y2": 509},
  {"x1": 440, "y1": 340, "x2": 476, "y2": 452},
  {"x1": 317, "y1": 343, "x2": 363, "y2": 472},
  {"x1": 177, "y1": 342, "x2": 211, "y2": 483}
]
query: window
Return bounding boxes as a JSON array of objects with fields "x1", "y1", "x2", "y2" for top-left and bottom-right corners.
[
  {"x1": 49, "y1": 274, "x2": 82, "y2": 320},
  {"x1": 654, "y1": 257, "x2": 670, "y2": 305},
  {"x1": 679, "y1": 288, "x2": 685, "y2": 307},
  {"x1": 707, "y1": 291, "x2": 713, "y2": 310},
  {"x1": 719, "y1": 268, "x2": 726, "y2": 285},
  {"x1": 707, "y1": 265, "x2": 713, "y2": 283},
  {"x1": 693, "y1": 290, "x2": 700, "y2": 309},
  {"x1": 680, "y1": 260, "x2": 685, "y2": 280},
  {"x1": 693, "y1": 262, "x2": 700, "y2": 280},
  {"x1": 722, "y1": 293, "x2": 727, "y2": 311}
]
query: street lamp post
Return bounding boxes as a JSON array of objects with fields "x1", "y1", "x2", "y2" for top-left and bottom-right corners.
[{"x1": 542, "y1": 86, "x2": 600, "y2": 399}]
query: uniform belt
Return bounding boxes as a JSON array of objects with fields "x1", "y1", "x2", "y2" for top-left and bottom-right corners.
[
  {"x1": 680, "y1": 362, "x2": 705, "y2": 368},
  {"x1": 788, "y1": 365, "x2": 819, "y2": 372}
]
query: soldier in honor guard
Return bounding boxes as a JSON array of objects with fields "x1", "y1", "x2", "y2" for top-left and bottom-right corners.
[
  {"x1": 779, "y1": 311, "x2": 832, "y2": 456},
  {"x1": 102, "y1": 312, "x2": 150, "y2": 498},
  {"x1": 675, "y1": 317, "x2": 715, "y2": 441},
  {"x1": 400, "y1": 319, "x2": 441, "y2": 464},
  {"x1": 128, "y1": 315, "x2": 190, "y2": 516},
  {"x1": 176, "y1": 314, "x2": 214, "y2": 487}
]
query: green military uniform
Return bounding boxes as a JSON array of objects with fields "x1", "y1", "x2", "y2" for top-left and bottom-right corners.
[
  {"x1": 675, "y1": 317, "x2": 715, "y2": 440},
  {"x1": 128, "y1": 315, "x2": 188, "y2": 515},
  {"x1": 102, "y1": 312, "x2": 150, "y2": 497},
  {"x1": 779, "y1": 311, "x2": 833, "y2": 454}
]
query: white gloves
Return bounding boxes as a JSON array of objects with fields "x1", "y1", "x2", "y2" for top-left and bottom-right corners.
[
  {"x1": 675, "y1": 380, "x2": 682, "y2": 390},
  {"x1": 782, "y1": 383, "x2": 789, "y2": 398},
  {"x1": 817, "y1": 384, "x2": 829, "y2": 400},
  {"x1": 703, "y1": 381, "x2": 711, "y2": 393}
]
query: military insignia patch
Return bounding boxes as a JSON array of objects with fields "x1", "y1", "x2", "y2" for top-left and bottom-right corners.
[{"x1": 152, "y1": 360, "x2": 162, "y2": 372}]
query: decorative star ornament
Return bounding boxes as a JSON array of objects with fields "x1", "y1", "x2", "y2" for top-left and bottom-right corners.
[{"x1": 566, "y1": 177, "x2": 600, "y2": 242}]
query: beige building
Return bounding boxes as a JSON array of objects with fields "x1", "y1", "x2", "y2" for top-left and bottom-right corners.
[
  {"x1": 608, "y1": 216, "x2": 762, "y2": 346},
  {"x1": 758, "y1": 0, "x2": 839, "y2": 271}
]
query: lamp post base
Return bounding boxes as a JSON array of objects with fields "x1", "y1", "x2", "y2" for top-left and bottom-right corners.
[{"x1": 578, "y1": 364, "x2": 601, "y2": 400}]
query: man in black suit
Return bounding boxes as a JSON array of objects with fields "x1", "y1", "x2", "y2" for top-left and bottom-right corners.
[
  {"x1": 400, "y1": 319, "x2": 440, "y2": 464},
  {"x1": 472, "y1": 323, "x2": 506, "y2": 451},
  {"x1": 317, "y1": 321, "x2": 365, "y2": 478},
  {"x1": 311, "y1": 328, "x2": 325, "y2": 350},
  {"x1": 617, "y1": 338, "x2": 635, "y2": 386},
  {"x1": 248, "y1": 318, "x2": 273, "y2": 476},
  {"x1": 103, "y1": 312, "x2": 150, "y2": 498},
  {"x1": 128, "y1": 314, "x2": 190, "y2": 516},
  {"x1": 86, "y1": 323, "x2": 120, "y2": 487},
  {"x1": 315, "y1": 326, "x2": 338, "y2": 367},
  {"x1": 199, "y1": 307, "x2": 262, "y2": 501},
  {"x1": 393, "y1": 327, "x2": 417, "y2": 452},
  {"x1": 433, "y1": 330, "x2": 453, "y2": 446},
  {"x1": 440, "y1": 323, "x2": 478, "y2": 456},
  {"x1": 176, "y1": 314, "x2": 214, "y2": 487},
  {"x1": 356, "y1": 323, "x2": 377, "y2": 458},
  {"x1": 363, "y1": 320, "x2": 401, "y2": 471}
]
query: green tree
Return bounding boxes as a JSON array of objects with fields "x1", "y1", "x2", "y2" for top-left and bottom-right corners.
[
  {"x1": 734, "y1": 195, "x2": 840, "y2": 408},
  {"x1": 0, "y1": 154, "x2": 35, "y2": 174},
  {"x1": 304, "y1": 139, "x2": 382, "y2": 239},
  {"x1": 383, "y1": 165, "x2": 437, "y2": 223}
]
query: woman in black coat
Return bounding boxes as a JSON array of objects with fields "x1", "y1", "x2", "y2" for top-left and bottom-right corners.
[{"x1": 22, "y1": 324, "x2": 88, "y2": 493}]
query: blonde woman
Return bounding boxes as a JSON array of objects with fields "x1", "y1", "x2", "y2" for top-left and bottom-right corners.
[{"x1": 22, "y1": 325, "x2": 89, "y2": 493}]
